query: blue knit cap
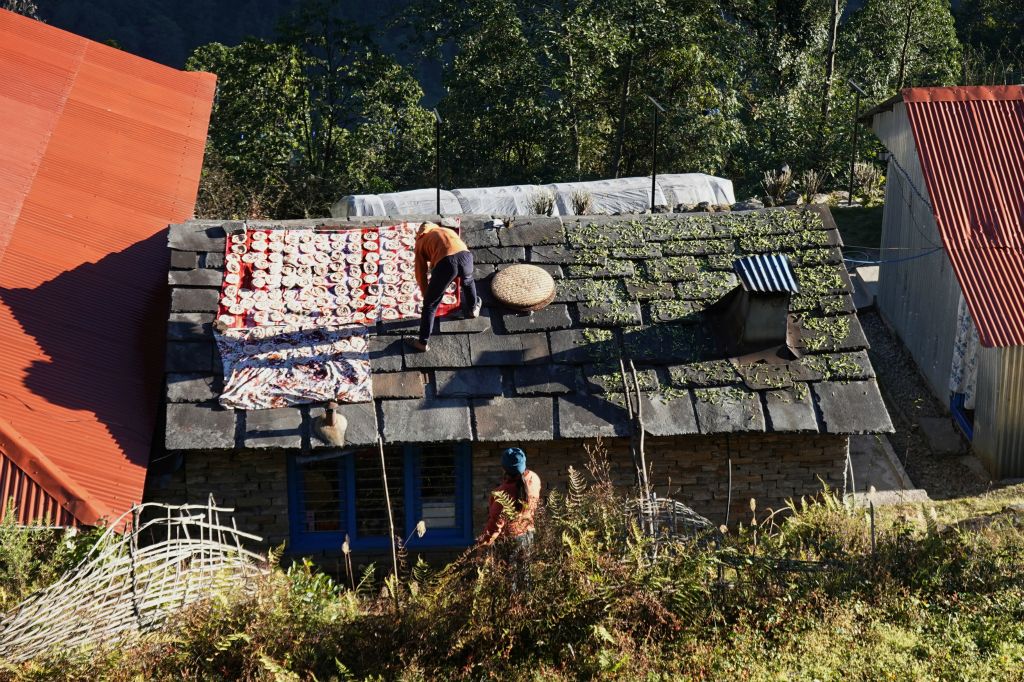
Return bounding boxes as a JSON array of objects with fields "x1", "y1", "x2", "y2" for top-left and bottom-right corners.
[{"x1": 501, "y1": 447, "x2": 526, "y2": 475}]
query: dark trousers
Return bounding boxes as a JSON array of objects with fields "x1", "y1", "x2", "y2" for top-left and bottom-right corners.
[{"x1": 419, "y1": 251, "x2": 478, "y2": 342}]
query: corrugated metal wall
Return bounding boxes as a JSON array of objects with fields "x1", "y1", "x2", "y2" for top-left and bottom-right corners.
[
  {"x1": 873, "y1": 103, "x2": 963, "y2": 400},
  {"x1": 974, "y1": 346, "x2": 1024, "y2": 478}
]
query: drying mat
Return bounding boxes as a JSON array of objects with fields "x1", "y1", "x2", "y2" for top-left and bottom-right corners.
[
  {"x1": 215, "y1": 222, "x2": 461, "y2": 331},
  {"x1": 215, "y1": 325, "x2": 372, "y2": 410},
  {"x1": 491, "y1": 264, "x2": 556, "y2": 312}
]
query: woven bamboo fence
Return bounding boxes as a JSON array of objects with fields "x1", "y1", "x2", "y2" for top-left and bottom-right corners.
[{"x1": 0, "y1": 497, "x2": 267, "y2": 662}]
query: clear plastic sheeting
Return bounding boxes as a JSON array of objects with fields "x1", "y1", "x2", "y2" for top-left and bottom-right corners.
[
  {"x1": 334, "y1": 189, "x2": 460, "y2": 217},
  {"x1": 546, "y1": 177, "x2": 667, "y2": 217},
  {"x1": 452, "y1": 185, "x2": 542, "y2": 215},
  {"x1": 333, "y1": 173, "x2": 735, "y2": 217},
  {"x1": 656, "y1": 173, "x2": 736, "y2": 208}
]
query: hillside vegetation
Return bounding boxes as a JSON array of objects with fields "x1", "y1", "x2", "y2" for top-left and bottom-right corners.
[{"x1": 2, "y1": 450, "x2": 1023, "y2": 681}]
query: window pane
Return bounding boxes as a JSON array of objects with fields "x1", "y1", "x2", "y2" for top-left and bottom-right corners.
[
  {"x1": 354, "y1": 448, "x2": 405, "y2": 539},
  {"x1": 301, "y1": 458, "x2": 344, "y2": 533},
  {"x1": 417, "y1": 446, "x2": 459, "y2": 530}
]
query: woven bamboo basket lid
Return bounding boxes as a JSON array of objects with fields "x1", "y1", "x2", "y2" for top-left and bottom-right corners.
[{"x1": 491, "y1": 264, "x2": 556, "y2": 312}]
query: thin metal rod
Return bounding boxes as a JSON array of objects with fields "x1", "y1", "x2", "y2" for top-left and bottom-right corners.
[
  {"x1": 378, "y1": 436, "x2": 400, "y2": 609},
  {"x1": 847, "y1": 87, "x2": 862, "y2": 206},
  {"x1": 651, "y1": 105, "x2": 658, "y2": 211},
  {"x1": 433, "y1": 109, "x2": 442, "y2": 215}
]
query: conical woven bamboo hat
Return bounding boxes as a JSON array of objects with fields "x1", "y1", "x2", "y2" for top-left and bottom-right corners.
[{"x1": 491, "y1": 264, "x2": 556, "y2": 312}]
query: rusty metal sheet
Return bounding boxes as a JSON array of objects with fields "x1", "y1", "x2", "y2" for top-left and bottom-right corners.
[
  {"x1": 903, "y1": 86, "x2": 1024, "y2": 348},
  {"x1": 0, "y1": 8, "x2": 216, "y2": 527}
]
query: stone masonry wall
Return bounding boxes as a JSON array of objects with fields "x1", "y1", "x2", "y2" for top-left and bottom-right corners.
[
  {"x1": 145, "y1": 433, "x2": 848, "y2": 561},
  {"x1": 472, "y1": 434, "x2": 849, "y2": 532}
]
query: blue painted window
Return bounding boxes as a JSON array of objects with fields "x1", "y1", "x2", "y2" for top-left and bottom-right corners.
[{"x1": 288, "y1": 444, "x2": 473, "y2": 553}]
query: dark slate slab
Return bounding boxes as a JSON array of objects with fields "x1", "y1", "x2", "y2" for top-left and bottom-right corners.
[
  {"x1": 168, "y1": 268, "x2": 223, "y2": 287},
  {"x1": 530, "y1": 245, "x2": 588, "y2": 264},
  {"x1": 693, "y1": 387, "x2": 765, "y2": 433},
  {"x1": 498, "y1": 218, "x2": 565, "y2": 247},
  {"x1": 473, "y1": 246, "x2": 526, "y2": 264},
  {"x1": 377, "y1": 316, "x2": 422, "y2": 336},
  {"x1": 474, "y1": 397, "x2": 554, "y2": 441},
  {"x1": 639, "y1": 393, "x2": 699, "y2": 436},
  {"x1": 166, "y1": 341, "x2": 214, "y2": 373},
  {"x1": 800, "y1": 314, "x2": 870, "y2": 352},
  {"x1": 514, "y1": 364, "x2": 578, "y2": 395},
  {"x1": 622, "y1": 325, "x2": 710, "y2": 363},
  {"x1": 368, "y1": 336, "x2": 405, "y2": 372},
  {"x1": 404, "y1": 334, "x2": 472, "y2": 368},
  {"x1": 244, "y1": 407, "x2": 303, "y2": 449},
  {"x1": 624, "y1": 280, "x2": 675, "y2": 300},
  {"x1": 577, "y1": 300, "x2": 642, "y2": 326},
  {"x1": 166, "y1": 403, "x2": 237, "y2": 450},
  {"x1": 435, "y1": 368, "x2": 503, "y2": 398},
  {"x1": 168, "y1": 222, "x2": 226, "y2": 251},
  {"x1": 612, "y1": 244, "x2": 662, "y2": 259},
  {"x1": 668, "y1": 360, "x2": 741, "y2": 387},
  {"x1": 170, "y1": 287, "x2": 219, "y2": 313},
  {"x1": 565, "y1": 261, "x2": 635, "y2": 278},
  {"x1": 557, "y1": 394, "x2": 631, "y2": 439},
  {"x1": 497, "y1": 262, "x2": 564, "y2": 278},
  {"x1": 382, "y1": 398, "x2": 473, "y2": 442},
  {"x1": 812, "y1": 380, "x2": 894, "y2": 434},
  {"x1": 308, "y1": 401, "x2": 379, "y2": 448},
  {"x1": 372, "y1": 371, "x2": 425, "y2": 399},
  {"x1": 803, "y1": 350, "x2": 875, "y2": 381},
  {"x1": 170, "y1": 250, "x2": 198, "y2": 269},
  {"x1": 166, "y1": 373, "x2": 217, "y2": 403},
  {"x1": 203, "y1": 251, "x2": 224, "y2": 269},
  {"x1": 764, "y1": 388, "x2": 819, "y2": 432},
  {"x1": 167, "y1": 313, "x2": 213, "y2": 341},
  {"x1": 461, "y1": 223, "x2": 500, "y2": 248},
  {"x1": 470, "y1": 332, "x2": 549, "y2": 366},
  {"x1": 548, "y1": 328, "x2": 618, "y2": 364},
  {"x1": 473, "y1": 263, "x2": 497, "y2": 280},
  {"x1": 502, "y1": 304, "x2": 572, "y2": 333},
  {"x1": 583, "y1": 365, "x2": 659, "y2": 393},
  {"x1": 437, "y1": 308, "x2": 492, "y2": 334}
]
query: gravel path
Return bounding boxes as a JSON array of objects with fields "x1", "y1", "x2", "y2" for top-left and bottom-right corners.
[{"x1": 860, "y1": 311, "x2": 990, "y2": 499}]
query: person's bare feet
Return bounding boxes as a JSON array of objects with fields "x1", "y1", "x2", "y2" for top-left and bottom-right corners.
[{"x1": 406, "y1": 338, "x2": 429, "y2": 352}]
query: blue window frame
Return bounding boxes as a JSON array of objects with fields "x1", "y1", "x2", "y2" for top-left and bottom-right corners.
[{"x1": 288, "y1": 444, "x2": 473, "y2": 554}]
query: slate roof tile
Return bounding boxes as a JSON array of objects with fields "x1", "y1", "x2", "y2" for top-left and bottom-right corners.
[
  {"x1": 382, "y1": 398, "x2": 473, "y2": 442},
  {"x1": 244, "y1": 407, "x2": 303, "y2": 449},
  {"x1": 435, "y1": 368, "x2": 503, "y2": 398},
  {"x1": 474, "y1": 397, "x2": 554, "y2": 441},
  {"x1": 693, "y1": 387, "x2": 766, "y2": 433},
  {"x1": 163, "y1": 206, "x2": 893, "y2": 448}
]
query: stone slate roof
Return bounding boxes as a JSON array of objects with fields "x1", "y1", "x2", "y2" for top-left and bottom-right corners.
[{"x1": 163, "y1": 207, "x2": 893, "y2": 452}]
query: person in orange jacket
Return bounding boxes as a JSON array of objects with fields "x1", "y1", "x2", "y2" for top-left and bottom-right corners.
[
  {"x1": 478, "y1": 447, "x2": 542, "y2": 549},
  {"x1": 406, "y1": 222, "x2": 481, "y2": 352}
]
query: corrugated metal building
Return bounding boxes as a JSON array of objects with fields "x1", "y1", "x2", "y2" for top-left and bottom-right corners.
[
  {"x1": 0, "y1": 9, "x2": 215, "y2": 525},
  {"x1": 869, "y1": 85, "x2": 1024, "y2": 478}
]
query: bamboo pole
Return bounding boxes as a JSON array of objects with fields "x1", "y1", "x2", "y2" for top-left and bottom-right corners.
[{"x1": 378, "y1": 436, "x2": 401, "y2": 611}]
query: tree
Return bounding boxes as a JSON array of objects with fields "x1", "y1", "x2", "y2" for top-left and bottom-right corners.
[
  {"x1": 187, "y1": 0, "x2": 433, "y2": 218},
  {"x1": 956, "y1": 0, "x2": 1024, "y2": 83},
  {"x1": 841, "y1": 0, "x2": 961, "y2": 96},
  {"x1": 2, "y1": 0, "x2": 41, "y2": 19}
]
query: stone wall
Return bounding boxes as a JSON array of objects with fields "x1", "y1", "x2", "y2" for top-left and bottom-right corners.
[
  {"x1": 472, "y1": 433, "x2": 849, "y2": 531},
  {"x1": 145, "y1": 433, "x2": 848, "y2": 561}
]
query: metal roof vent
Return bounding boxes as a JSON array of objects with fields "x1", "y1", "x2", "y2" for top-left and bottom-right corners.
[{"x1": 709, "y1": 254, "x2": 800, "y2": 359}]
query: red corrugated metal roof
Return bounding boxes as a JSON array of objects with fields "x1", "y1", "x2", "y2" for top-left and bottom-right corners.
[
  {"x1": 0, "y1": 9, "x2": 215, "y2": 526},
  {"x1": 902, "y1": 85, "x2": 1024, "y2": 348}
]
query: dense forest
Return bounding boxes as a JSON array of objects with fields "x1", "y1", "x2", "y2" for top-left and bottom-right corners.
[{"x1": 9, "y1": 0, "x2": 1024, "y2": 218}]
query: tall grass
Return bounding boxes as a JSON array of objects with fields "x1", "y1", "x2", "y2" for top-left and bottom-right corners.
[{"x1": 3, "y1": 453, "x2": 1024, "y2": 680}]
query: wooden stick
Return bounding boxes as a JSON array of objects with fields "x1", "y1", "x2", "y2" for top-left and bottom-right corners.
[{"x1": 378, "y1": 436, "x2": 401, "y2": 611}]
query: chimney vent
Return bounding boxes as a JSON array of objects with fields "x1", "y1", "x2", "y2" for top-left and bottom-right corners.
[{"x1": 709, "y1": 254, "x2": 799, "y2": 357}]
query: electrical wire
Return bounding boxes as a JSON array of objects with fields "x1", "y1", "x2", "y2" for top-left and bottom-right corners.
[{"x1": 843, "y1": 246, "x2": 944, "y2": 265}]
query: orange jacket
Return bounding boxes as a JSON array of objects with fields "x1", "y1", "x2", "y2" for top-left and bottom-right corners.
[
  {"x1": 480, "y1": 470, "x2": 542, "y2": 544},
  {"x1": 414, "y1": 223, "x2": 468, "y2": 293}
]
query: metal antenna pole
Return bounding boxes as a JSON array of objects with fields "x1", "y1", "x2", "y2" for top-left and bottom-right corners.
[
  {"x1": 646, "y1": 95, "x2": 665, "y2": 212},
  {"x1": 847, "y1": 80, "x2": 866, "y2": 207},
  {"x1": 433, "y1": 108, "x2": 442, "y2": 216}
]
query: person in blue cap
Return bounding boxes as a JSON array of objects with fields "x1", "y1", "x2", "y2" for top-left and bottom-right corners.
[{"x1": 478, "y1": 447, "x2": 541, "y2": 549}]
